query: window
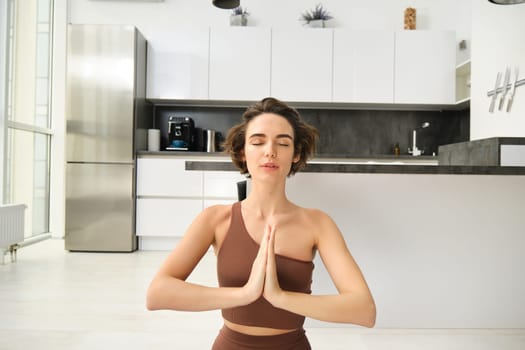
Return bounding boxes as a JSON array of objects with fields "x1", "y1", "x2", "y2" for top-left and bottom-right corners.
[{"x1": 3, "y1": 0, "x2": 53, "y2": 238}]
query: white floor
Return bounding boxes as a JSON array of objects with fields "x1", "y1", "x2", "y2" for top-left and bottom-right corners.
[{"x1": 1, "y1": 239, "x2": 524, "y2": 350}]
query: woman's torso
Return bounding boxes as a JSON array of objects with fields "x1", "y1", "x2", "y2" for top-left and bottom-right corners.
[{"x1": 212, "y1": 201, "x2": 319, "y2": 336}]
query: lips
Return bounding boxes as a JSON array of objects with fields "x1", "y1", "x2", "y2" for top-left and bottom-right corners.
[{"x1": 261, "y1": 162, "x2": 278, "y2": 169}]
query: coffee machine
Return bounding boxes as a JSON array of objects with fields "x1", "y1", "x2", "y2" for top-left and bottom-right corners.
[{"x1": 166, "y1": 116, "x2": 194, "y2": 150}]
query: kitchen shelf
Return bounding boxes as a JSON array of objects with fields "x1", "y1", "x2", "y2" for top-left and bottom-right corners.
[
  {"x1": 456, "y1": 60, "x2": 471, "y2": 76},
  {"x1": 456, "y1": 59, "x2": 471, "y2": 103},
  {"x1": 455, "y1": 97, "x2": 470, "y2": 109}
]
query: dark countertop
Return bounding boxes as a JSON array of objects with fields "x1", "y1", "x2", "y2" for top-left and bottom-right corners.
[
  {"x1": 438, "y1": 137, "x2": 525, "y2": 166},
  {"x1": 137, "y1": 151, "x2": 436, "y2": 162},
  {"x1": 137, "y1": 151, "x2": 525, "y2": 175},
  {"x1": 184, "y1": 160, "x2": 525, "y2": 175}
]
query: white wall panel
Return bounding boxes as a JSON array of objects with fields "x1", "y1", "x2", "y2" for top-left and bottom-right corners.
[{"x1": 286, "y1": 172, "x2": 525, "y2": 328}]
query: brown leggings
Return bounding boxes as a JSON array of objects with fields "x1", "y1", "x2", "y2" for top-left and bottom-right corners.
[{"x1": 211, "y1": 325, "x2": 312, "y2": 350}]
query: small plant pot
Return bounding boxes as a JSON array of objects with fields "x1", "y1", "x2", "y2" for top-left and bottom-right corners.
[
  {"x1": 307, "y1": 19, "x2": 325, "y2": 28},
  {"x1": 230, "y1": 14, "x2": 247, "y2": 26}
]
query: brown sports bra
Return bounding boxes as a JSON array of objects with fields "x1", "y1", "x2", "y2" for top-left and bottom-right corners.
[{"x1": 217, "y1": 201, "x2": 314, "y2": 329}]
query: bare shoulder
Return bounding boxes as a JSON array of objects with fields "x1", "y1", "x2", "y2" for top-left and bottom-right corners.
[
  {"x1": 176, "y1": 203, "x2": 234, "y2": 252},
  {"x1": 294, "y1": 206, "x2": 341, "y2": 244},
  {"x1": 194, "y1": 203, "x2": 233, "y2": 231},
  {"x1": 298, "y1": 206, "x2": 337, "y2": 228},
  {"x1": 198, "y1": 203, "x2": 236, "y2": 250},
  {"x1": 200, "y1": 203, "x2": 233, "y2": 221}
]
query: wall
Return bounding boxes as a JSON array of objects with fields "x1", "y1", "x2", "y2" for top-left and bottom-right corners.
[
  {"x1": 49, "y1": 1, "x2": 67, "y2": 238},
  {"x1": 470, "y1": 0, "x2": 525, "y2": 139}
]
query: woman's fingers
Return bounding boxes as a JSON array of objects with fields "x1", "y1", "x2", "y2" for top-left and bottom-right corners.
[
  {"x1": 264, "y1": 224, "x2": 282, "y2": 304},
  {"x1": 243, "y1": 225, "x2": 270, "y2": 303}
]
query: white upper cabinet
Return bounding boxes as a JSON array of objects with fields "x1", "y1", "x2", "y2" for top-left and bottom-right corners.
[
  {"x1": 146, "y1": 27, "x2": 210, "y2": 100},
  {"x1": 333, "y1": 30, "x2": 394, "y2": 103},
  {"x1": 394, "y1": 30, "x2": 456, "y2": 104},
  {"x1": 146, "y1": 27, "x2": 456, "y2": 106},
  {"x1": 271, "y1": 28, "x2": 333, "y2": 102},
  {"x1": 209, "y1": 27, "x2": 271, "y2": 101}
]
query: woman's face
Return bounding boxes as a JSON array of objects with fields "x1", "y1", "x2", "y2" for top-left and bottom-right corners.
[{"x1": 243, "y1": 113, "x2": 300, "y2": 179}]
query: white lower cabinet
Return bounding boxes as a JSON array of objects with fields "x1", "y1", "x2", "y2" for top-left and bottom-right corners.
[
  {"x1": 203, "y1": 171, "x2": 246, "y2": 198},
  {"x1": 136, "y1": 198, "x2": 202, "y2": 237},
  {"x1": 137, "y1": 158, "x2": 203, "y2": 197},
  {"x1": 136, "y1": 157, "x2": 243, "y2": 249}
]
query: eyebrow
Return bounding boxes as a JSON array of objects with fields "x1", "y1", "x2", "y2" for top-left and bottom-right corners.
[{"x1": 248, "y1": 133, "x2": 293, "y2": 140}]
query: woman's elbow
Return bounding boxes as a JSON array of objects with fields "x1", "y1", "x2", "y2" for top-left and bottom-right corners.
[
  {"x1": 146, "y1": 296, "x2": 158, "y2": 311},
  {"x1": 145, "y1": 282, "x2": 162, "y2": 311},
  {"x1": 363, "y1": 300, "x2": 377, "y2": 328}
]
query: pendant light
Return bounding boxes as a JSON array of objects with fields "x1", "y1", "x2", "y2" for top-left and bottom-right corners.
[
  {"x1": 488, "y1": 0, "x2": 525, "y2": 4},
  {"x1": 213, "y1": 0, "x2": 240, "y2": 9}
]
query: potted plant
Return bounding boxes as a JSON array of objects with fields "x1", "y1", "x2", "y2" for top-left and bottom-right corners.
[
  {"x1": 230, "y1": 6, "x2": 249, "y2": 26},
  {"x1": 300, "y1": 3, "x2": 333, "y2": 28}
]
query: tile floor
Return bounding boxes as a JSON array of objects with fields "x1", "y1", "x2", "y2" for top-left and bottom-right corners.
[{"x1": 1, "y1": 238, "x2": 524, "y2": 350}]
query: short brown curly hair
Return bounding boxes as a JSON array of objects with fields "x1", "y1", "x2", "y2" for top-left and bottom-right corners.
[{"x1": 223, "y1": 97, "x2": 319, "y2": 176}]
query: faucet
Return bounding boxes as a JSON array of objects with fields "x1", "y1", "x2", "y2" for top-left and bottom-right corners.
[{"x1": 408, "y1": 122, "x2": 430, "y2": 156}]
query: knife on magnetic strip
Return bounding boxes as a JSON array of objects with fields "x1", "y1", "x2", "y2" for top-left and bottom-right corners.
[
  {"x1": 489, "y1": 71, "x2": 501, "y2": 113},
  {"x1": 498, "y1": 67, "x2": 510, "y2": 111},
  {"x1": 506, "y1": 67, "x2": 518, "y2": 112}
]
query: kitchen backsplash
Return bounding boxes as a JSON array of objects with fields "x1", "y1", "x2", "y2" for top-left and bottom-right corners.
[{"x1": 152, "y1": 105, "x2": 469, "y2": 157}]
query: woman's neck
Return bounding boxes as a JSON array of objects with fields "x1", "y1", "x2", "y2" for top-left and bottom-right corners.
[{"x1": 243, "y1": 180, "x2": 292, "y2": 218}]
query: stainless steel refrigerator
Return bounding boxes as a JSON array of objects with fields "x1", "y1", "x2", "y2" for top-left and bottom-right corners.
[{"x1": 65, "y1": 24, "x2": 151, "y2": 252}]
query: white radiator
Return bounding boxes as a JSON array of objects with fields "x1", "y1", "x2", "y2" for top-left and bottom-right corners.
[{"x1": 0, "y1": 204, "x2": 27, "y2": 264}]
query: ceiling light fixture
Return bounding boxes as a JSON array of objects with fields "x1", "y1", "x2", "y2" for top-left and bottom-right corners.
[{"x1": 213, "y1": 0, "x2": 240, "y2": 9}]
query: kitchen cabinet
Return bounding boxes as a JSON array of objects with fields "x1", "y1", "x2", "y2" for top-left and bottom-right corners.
[
  {"x1": 147, "y1": 27, "x2": 457, "y2": 106},
  {"x1": 136, "y1": 156, "x2": 244, "y2": 246},
  {"x1": 137, "y1": 158, "x2": 203, "y2": 197},
  {"x1": 146, "y1": 27, "x2": 209, "y2": 100},
  {"x1": 209, "y1": 27, "x2": 271, "y2": 100},
  {"x1": 136, "y1": 198, "x2": 202, "y2": 237},
  {"x1": 271, "y1": 28, "x2": 333, "y2": 102},
  {"x1": 333, "y1": 30, "x2": 394, "y2": 103},
  {"x1": 203, "y1": 171, "x2": 246, "y2": 199},
  {"x1": 394, "y1": 31, "x2": 456, "y2": 104},
  {"x1": 136, "y1": 158, "x2": 203, "y2": 240}
]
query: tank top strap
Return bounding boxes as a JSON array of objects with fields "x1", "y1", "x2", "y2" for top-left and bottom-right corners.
[
  {"x1": 231, "y1": 201, "x2": 242, "y2": 225},
  {"x1": 228, "y1": 201, "x2": 245, "y2": 241},
  {"x1": 219, "y1": 201, "x2": 256, "y2": 259}
]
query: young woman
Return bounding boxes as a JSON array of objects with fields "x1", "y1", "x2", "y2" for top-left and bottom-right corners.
[{"x1": 146, "y1": 97, "x2": 376, "y2": 349}]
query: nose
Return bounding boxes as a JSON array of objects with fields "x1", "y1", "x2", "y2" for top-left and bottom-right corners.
[{"x1": 264, "y1": 143, "x2": 276, "y2": 158}]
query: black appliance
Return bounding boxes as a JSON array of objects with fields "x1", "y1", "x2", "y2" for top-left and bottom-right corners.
[{"x1": 167, "y1": 116, "x2": 194, "y2": 151}]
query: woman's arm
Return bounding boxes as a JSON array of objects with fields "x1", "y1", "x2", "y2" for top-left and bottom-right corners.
[
  {"x1": 264, "y1": 211, "x2": 376, "y2": 327},
  {"x1": 146, "y1": 205, "x2": 269, "y2": 312}
]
